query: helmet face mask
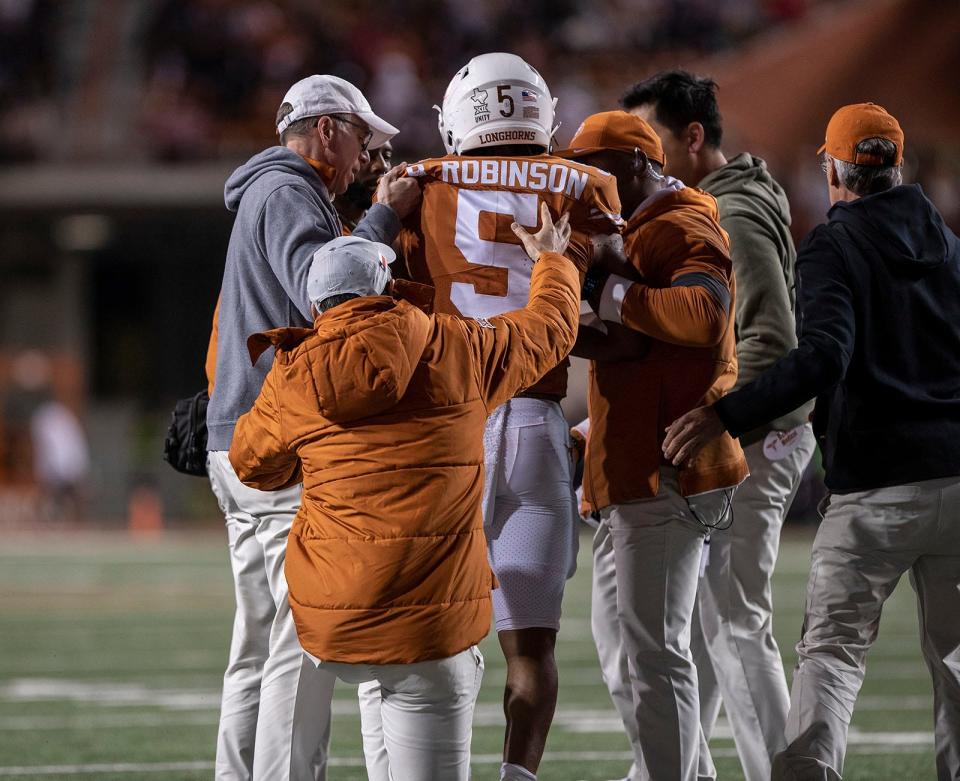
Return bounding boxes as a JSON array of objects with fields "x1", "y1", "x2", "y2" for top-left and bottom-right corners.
[{"x1": 437, "y1": 52, "x2": 557, "y2": 155}]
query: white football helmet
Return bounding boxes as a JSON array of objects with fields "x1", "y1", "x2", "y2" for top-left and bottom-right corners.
[{"x1": 436, "y1": 52, "x2": 558, "y2": 155}]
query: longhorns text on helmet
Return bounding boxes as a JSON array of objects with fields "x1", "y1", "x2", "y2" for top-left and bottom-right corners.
[{"x1": 434, "y1": 52, "x2": 560, "y2": 156}]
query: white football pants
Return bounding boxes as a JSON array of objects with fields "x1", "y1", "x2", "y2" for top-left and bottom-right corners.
[
  {"x1": 317, "y1": 646, "x2": 484, "y2": 781},
  {"x1": 207, "y1": 451, "x2": 335, "y2": 781},
  {"x1": 483, "y1": 397, "x2": 579, "y2": 631},
  {"x1": 772, "y1": 474, "x2": 960, "y2": 780},
  {"x1": 691, "y1": 425, "x2": 816, "y2": 781}
]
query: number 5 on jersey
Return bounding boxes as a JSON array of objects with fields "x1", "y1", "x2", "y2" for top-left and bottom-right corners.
[{"x1": 451, "y1": 190, "x2": 540, "y2": 320}]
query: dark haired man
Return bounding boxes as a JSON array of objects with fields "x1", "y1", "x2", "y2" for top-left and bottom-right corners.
[
  {"x1": 664, "y1": 103, "x2": 960, "y2": 781},
  {"x1": 206, "y1": 74, "x2": 420, "y2": 780},
  {"x1": 617, "y1": 70, "x2": 815, "y2": 781}
]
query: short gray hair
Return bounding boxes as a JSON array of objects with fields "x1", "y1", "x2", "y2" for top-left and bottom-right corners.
[
  {"x1": 276, "y1": 102, "x2": 319, "y2": 145},
  {"x1": 822, "y1": 137, "x2": 902, "y2": 196}
]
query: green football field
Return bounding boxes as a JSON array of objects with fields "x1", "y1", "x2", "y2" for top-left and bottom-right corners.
[{"x1": 0, "y1": 527, "x2": 937, "y2": 780}]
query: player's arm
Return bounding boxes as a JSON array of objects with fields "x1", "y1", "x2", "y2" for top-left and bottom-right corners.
[
  {"x1": 593, "y1": 221, "x2": 732, "y2": 347},
  {"x1": 565, "y1": 170, "x2": 628, "y2": 274},
  {"x1": 463, "y1": 204, "x2": 580, "y2": 411},
  {"x1": 229, "y1": 366, "x2": 301, "y2": 491},
  {"x1": 570, "y1": 235, "x2": 648, "y2": 361}
]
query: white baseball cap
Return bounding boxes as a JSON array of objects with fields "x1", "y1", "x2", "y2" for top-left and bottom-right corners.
[
  {"x1": 277, "y1": 75, "x2": 399, "y2": 150},
  {"x1": 308, "y1": 235, "x2": 396, "y2": 310}
]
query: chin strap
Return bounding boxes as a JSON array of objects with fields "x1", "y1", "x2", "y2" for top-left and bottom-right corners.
[{"x1": 434, "y1": 104, "x2": 455, "y2": 155}]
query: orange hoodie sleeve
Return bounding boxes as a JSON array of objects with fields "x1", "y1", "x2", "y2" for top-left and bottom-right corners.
[
  {"x1": 228, "y1": 366, "x2": 302, "y2": 491},
  {"x1": 598, "y1": 217, "x2": 732, "y2": 347},
  {"x1": 460, "y1": 251, "x2": 580, "y2": 411}
]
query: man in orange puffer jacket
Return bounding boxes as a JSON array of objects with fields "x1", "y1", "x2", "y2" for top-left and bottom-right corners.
[{"x1": 229, "y1": 204, "x2": 579, "y2": 781}]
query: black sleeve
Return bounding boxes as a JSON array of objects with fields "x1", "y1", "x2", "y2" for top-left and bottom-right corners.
[{"x1": 714, "y1": 226, "x2": 856, "y2": 437}]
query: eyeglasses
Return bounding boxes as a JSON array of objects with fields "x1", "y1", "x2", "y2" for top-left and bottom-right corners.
[{"x1": 333, "y1": 116, "x2": 373, "y2": 152}]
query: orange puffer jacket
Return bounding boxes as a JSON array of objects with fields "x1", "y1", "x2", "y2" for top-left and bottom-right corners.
[{"x1": 229, "y1": 252, "x2": 579, "y2": 665}]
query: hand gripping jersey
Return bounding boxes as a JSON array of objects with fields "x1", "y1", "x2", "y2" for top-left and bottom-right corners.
[{"x1": 400, "y1": 154, "x2": 622, "y2": 397}]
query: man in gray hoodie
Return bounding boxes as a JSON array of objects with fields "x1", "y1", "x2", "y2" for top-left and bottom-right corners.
[
  {"x1": 584, "y1": 71, "x2": 813, "y2": 781},
  {"x1": 206, "y1": 74, "x2": 420, "y2": 781}
]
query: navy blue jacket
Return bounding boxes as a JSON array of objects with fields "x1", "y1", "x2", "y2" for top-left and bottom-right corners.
[{"x1": 715, "y1": 184, "x2": 960, "y2": 491}]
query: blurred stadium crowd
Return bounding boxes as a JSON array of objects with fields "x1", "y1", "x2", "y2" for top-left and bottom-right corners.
[
  {"x1": 0, "y1": 0, "x2": 957, "y2": 525},
  {"x1": 2, "y1": 0, "x2": 812, "y2": 164}
]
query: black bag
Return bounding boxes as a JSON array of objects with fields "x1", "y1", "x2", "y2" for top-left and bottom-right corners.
[{"x1": 163, "y1": 390, "x2": 209, "y2": 477}]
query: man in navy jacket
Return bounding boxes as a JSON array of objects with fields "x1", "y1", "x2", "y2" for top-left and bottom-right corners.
[{"x1": 663, "y1": 103, "x2": 960, "y2": 780}]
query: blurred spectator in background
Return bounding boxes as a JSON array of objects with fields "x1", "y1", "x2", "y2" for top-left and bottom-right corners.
[
  {"x1": 1, "y1": 351, "x2": 89, "y2": 524},
  {"x1": 0, "y1": 0, "x2": 57, "y2": 161},
  {"x1": 30, "y1": 395, "x2": 90, "y2": 524}
]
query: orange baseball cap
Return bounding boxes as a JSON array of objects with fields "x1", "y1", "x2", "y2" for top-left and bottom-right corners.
[
  {"x1": 556, "y1": 110, "x2": 666, "y2": 167},
  {"x1": 817, "y1": 103, "x2": 904, "y2": 165}
]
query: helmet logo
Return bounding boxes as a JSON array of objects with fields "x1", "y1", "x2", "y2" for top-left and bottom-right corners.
[{"x1": 472, "y1": 88, "x2": 490, "y2": 124}]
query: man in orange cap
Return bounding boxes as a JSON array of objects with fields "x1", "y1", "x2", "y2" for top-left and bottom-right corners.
[
  {"x1": 664, "y1": 103, "x2": 960, "y2": 780},
  {"x1": 561, "y1": 110, "x2": 747, "y2": 781},
  {"x1": 622, "y1": 70, "x2": 816, "y2": 781}
]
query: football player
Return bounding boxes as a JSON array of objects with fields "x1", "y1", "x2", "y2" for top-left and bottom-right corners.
[{"x1": 397, "y1": 52, "x2": 623, "y2": 781}]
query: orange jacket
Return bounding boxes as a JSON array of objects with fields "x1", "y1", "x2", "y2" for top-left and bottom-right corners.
[
  {"x1": 584, "y1": 187, "x2": 748, "y2": 509},
  {"x1": 229, "y1": 252, "x2": 580, "y2": 664}
]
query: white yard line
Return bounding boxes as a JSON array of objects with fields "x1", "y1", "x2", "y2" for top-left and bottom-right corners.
[
  {"x1": 0, "y1": 683, "x2": 932, "y2": 733},
  {"x1": 0, "y1": 744, "x2": 934, "y2": 777}
]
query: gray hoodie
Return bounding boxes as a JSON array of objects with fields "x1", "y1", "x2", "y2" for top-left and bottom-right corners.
[
  {"x1": 698, "y1": 153, "x2": 813, "y2": 443},
  {"x1": 206, "y1": 146, "x2": 400, "y2": 450}
]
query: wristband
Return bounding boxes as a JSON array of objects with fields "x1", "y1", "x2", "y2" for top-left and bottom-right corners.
[{"x1": 581, "y1": 267, "x2": 608, "y2": 301}]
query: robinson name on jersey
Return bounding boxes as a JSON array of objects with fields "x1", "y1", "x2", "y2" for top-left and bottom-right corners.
[{"x1": 408, "y1": 158, "x2": 591, "y2": 200}]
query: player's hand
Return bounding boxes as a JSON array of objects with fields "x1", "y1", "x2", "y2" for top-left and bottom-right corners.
[
  {"x1": 662, "y1": 405, "x2": 726, "y2": 467},
  {"x1": 511, "y1": 202, "x2": 571, "y2": 260},
  {"x1": 375, "y1": 163, "x2": 421, "y2": 219},
  {"x1": 589, "y1": 233, "x2": 625, "y2": 267},
  {"x1": 591, "y1": 232, "x2": 643, "y2": 282}
]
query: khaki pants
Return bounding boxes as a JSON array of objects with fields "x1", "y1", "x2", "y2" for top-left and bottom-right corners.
[
  {"x1": 772, "y1": 474, "x2": 960, "y2": 780},
  {"x1": 207, "y1": 451, "x2": 336, "y2": 781},
  {"x1": 598, "y1": 469, "x2": 731, "y2": 781},
  {"x1": 692, "y1": 425, "x2": 816, "y2": 781}
]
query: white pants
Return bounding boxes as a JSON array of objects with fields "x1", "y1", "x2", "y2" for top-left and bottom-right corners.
[
  {"x1": 691, "y1": 425, "x2": 816, "y2": 781},
  {"x1": 772, "y1": 474, "x2": 960, "y2": 780},
  {"x1": 598, "y1": 469, "x2": 731, "y2": 781},
  {"x1": 316, "y1": 647, "x2": 484, "y2": 781},
  {"x1": 483, "y1": 397, "x2": 578, "y2": 631},
  {"x1": 207, "y1": 451, "x2": 336, "y2": 781}
]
